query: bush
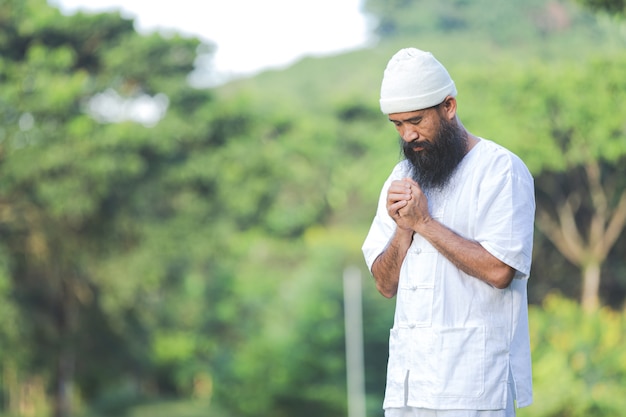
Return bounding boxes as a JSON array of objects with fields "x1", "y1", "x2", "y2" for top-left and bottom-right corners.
[{"x1": 519, "y1": 293, "x2": 626, "y2": 417}]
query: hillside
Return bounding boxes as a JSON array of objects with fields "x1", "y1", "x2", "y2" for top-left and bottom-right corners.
[{"x1": 216, "y1": 0, "x2": 625, "y2": 113}]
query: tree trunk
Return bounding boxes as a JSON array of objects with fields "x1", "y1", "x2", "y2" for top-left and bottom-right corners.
[
  {"x1": 581, "y1": 262, "x2": 601, "y2": 312},
  {"x1": 536, "y1": 159, "x2": 626, "y2": 311}
]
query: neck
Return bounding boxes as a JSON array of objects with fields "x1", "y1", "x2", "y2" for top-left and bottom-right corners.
[
  {"x1": 456, "y1": 119, "x2": 479, "y2": 153},
  {"x1": 466, "y1": 132, "x2": 480, "y2": 152}
]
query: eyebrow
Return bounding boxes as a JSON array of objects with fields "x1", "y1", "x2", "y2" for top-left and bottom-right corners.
[{"x1": 388, "y1": 115, "x2": 423, "y2": 124}]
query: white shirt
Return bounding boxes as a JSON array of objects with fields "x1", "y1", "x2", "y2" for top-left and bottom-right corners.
[{"x1": 362, "y1": 139, "x2": 535, "y2": 411}]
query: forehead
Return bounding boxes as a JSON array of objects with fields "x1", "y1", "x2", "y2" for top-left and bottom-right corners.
[{"x1": 388, "y1": 108, "x2": 435, "y2": 123}]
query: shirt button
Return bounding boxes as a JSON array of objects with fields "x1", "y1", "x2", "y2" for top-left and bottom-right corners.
[
  {"x1": 414, "y1": 248, "x2": 422, "y2": 254},
  {"x1": 411, "y1": 286, "x2": 418, "y2": 291},
  {"x1": 409, "y1": 323, "x2": 416, "y2": 329}
]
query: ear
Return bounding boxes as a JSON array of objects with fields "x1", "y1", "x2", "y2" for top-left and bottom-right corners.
[{"x1": 440, "y1": 96, "x2": 457, "y2": 120}]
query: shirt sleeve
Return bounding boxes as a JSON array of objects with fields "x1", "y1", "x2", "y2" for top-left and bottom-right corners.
[
  {"x1": 361, "y1": 162, "x2": 407, "y2": 272},
  {"x1": 474, "y1": 151, "x2": 535, "y2": 278}
]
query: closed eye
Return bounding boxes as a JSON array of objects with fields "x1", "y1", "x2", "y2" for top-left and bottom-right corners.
[
  {"x1": 389, "y1": 116, "x2": 422, "y2": 126},
  {"x1": 407, "y1": 117, "x2": 422, "y2": 125}
]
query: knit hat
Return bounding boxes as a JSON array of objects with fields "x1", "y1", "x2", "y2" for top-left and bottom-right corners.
[{"x1": 379, "y1": 48, "x2": 457, "y2": 114}]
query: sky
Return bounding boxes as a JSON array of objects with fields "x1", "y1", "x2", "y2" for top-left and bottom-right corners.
[{"x1": 51, "y1": 0, "x2": 373, "y2": 86}]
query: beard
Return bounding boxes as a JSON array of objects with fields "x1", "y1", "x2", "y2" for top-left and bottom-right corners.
[{"x1": 401, "y1": 116, "x2": 468, "y2": 193}]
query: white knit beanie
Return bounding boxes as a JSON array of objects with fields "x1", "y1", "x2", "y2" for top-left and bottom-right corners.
[{"x1": 380, "y1": 48, "x2": 457, "y2": 114}]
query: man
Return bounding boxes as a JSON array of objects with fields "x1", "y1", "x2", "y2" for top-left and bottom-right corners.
[{"x1": 362, "y1": 48, "x2": 535, "y2": 417}]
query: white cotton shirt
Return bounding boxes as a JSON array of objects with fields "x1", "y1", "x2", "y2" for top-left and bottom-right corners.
[{"x1": 362, "y1": 139, "x2": 535, "y2": 411}]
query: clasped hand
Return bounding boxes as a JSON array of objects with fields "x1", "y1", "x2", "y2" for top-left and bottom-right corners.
[{"x1": 386, "y1": 177, "x2": 431, "y2": 231}]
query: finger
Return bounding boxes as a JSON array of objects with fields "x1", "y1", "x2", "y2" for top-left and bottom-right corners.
[
  {"x1": 403, "y1": 177, "x2": 421, "y2": 190},
  {"x1": 387, "y1": 191, "x2": 411, "y2": 204},
  {"x1": 388, "y1": 182, "x2": 412, "y2": 201},
  {"x1": 391, "y1": 179, "x2": 412, "y2": 190},
  {"x1": 387, "y1": 199, "x2": 407, "y2": 215}
]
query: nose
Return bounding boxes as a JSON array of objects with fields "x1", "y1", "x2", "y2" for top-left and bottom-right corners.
[{"x1": 400, "y1": 125, "x2": 419, "y2": 142}]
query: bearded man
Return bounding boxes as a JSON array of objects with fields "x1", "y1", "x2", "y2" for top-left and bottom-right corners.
[{"x1": 362, "y1": 48, "x2": 535, "y2": 417}]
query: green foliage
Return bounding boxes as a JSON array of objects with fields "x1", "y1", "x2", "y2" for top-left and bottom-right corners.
[
  {"x1": 520, "y1": 294, "x2": 626, "y2": 417},
  {"x1": 575, "y1": 0, "x2": 626, "y2": 15},
  {"x1": 457, "y1": 56, "x2": 626, "y2": 173},
  {"x1": 0, "y1": 0, "x2": 213, "y2": 415},
  {"x1": 0, "y1": 1, "x2": 625, "y2": 417},
  {"x1": 363, "y1": 0, "x2": 587, "y2": 43}
]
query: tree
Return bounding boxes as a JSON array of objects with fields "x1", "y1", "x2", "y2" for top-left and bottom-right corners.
[
  {"x1": 462, "y1": 58, "x2": 626, "y2": 311},
  {"x1": 0, "y1": 0, "x2": 209, "y2": 415},
  {"x1": 575, "y1": 0, "x2": 626, "y2": 16}
]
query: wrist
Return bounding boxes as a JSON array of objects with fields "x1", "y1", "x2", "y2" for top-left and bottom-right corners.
[
  {"x1": 412, "y1": 215, "x2": 434, "y2": 235},
  {"x1": 392, "y1": 226, "x2": 414, "y2": 248}
]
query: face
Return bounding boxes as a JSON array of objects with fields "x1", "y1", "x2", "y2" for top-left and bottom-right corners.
[{"x1": 389, "y1": 101, "x2": 468, "y2": 192}]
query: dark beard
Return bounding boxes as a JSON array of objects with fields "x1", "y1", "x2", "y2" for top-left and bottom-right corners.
[{"x1": 401, "y1": 117, "x2": 468, "y2": 193}]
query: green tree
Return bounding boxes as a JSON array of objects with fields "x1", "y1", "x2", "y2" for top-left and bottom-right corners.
[
  {"x1": 363, "y1": 0, "x2": 568, "y2": 41},
  {"x1": 520, "y1": 293, "x2": 626, "y2": 417},
  {"x1": 575, "y1": 0, "x2": 626, "y2": 15},
  {"x1": 461, "y1": 58, "x2": 626, "y2": 311},
  {"x1": 0, "y1": 0, "x2": 209, "y2": 415}
]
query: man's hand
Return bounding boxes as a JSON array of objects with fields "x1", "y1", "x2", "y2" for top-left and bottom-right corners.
[{"x1": 387, "y1": 177, "x2": 431, "y2": 232}]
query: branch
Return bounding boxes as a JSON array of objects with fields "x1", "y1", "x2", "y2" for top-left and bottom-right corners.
[
  {"x1": 585, "y1": 160, "x2": 608, "y2": 254},
  {"x1": 601, "y1": 190, "x2": 626, "y2": 255},
  {"x1": 536, "y1": 200, "x2": 585, "y2": 266}
]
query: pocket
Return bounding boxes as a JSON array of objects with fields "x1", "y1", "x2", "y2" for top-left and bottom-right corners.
[
  {"x1": 433, "y1": 326, "x2": 485, "y2": 397},
  {"x1": 401, "y1": 241, "x2": 439, "y2": 288},
  {"x1": 395, "y1": 287, "x2": 433, "y2": 327}
]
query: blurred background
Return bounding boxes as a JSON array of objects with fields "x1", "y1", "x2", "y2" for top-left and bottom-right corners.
[{"x1": 1, "y1": 0, "x2": 625, "y2": 416}]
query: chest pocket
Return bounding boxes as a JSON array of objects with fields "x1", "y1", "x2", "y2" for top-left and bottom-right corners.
[
  {"x1": 396, "y1": 238, "x2": 439, "y2": 328},
  {"x1": 400, "y1": 236, "x2": 439, "y2": 288}
]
